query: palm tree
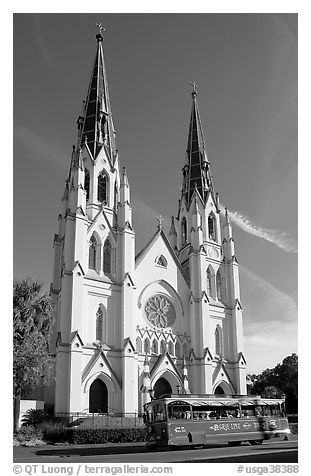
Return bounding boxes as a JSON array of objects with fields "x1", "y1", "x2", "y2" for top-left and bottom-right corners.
[{"x1": 13, "y1": 277, "x2": 54, "y2": 432}]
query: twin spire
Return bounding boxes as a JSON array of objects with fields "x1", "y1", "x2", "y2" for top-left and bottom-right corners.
[
  {"x1": 182, "y1": 82, "x2": 214, "y2": 206},
  {"x1": 76, "y1": 31, "x2": 215, "y2": 205},
  {"x1": 77, "y1": 29, "x2": 117, "y2": 163}
]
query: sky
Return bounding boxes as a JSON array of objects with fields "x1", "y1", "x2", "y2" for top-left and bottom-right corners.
[{"x1": 13, "y1": 12, "x2": 298, "y2": 375}]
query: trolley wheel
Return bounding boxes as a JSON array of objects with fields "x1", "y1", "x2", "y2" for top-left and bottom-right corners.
[
  {"x1": 249, "y1": 440, "x2": 263, "y2": 445},
  {"x1": 228, "y1": 441, "x2": 242, "y2": 447}
]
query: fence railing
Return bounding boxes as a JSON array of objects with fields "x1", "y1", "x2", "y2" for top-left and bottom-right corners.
[{"x1": 54, "y1": 412, "x2": 144, "y2": 429}]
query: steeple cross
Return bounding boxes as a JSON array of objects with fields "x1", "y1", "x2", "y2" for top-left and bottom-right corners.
[
  {"x1": 96, "y1": 22, "x2": 106, "y2": 34},
  {"x1": 156, "y1": 215, "x2": 163, "y2": 230},
  {"x1": 190, "y1": 81, "x2": 197, "y2": 93}
]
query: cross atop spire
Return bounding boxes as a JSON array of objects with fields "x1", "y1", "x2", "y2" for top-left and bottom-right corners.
[
  {"x1": 96, "y1": 22, "x2": 105, "y2": 33},
  {"x1": 190, "y1": 80, "x2": 197, "y2": 97},
  {"x1": 156, "y1": 215, "x2": 163, "y2": 230}
]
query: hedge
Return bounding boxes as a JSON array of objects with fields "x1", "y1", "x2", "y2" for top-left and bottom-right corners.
[
  {"x1": 38, "y1": 425, "x2": 147, "y2": 445},
  {"x1": 70, "y1": 427, "x2": 147, "y2": 444}
]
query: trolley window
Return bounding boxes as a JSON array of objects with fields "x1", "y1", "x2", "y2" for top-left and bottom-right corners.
[{"x1": 168, "y1": 401, "x2": 192, "y2": 419}]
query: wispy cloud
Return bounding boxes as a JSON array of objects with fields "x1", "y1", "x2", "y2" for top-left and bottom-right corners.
[
  {"x1": 14, "y1": 122, "x2": 68, "y2": 172},
  {"x1": 220, "y1": 205, "x2": 297, "y2": 253},
  {"x1": 240, "y1": 265, "x2": 297, "y2": 372},
  {"x1": 240, "y1": 265, "x2": 297, "y2": 325},
  {"x1": 32, "y1": 15, "x2": 53, "y2": 68}
]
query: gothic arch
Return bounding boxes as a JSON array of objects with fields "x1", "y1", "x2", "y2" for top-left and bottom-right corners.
[
  {"x1": 151, "y1": 339, "x2": 158, "y2": 354},
  {"x1": 97, "y1": 170, "x2": 109, "y2": 205},
  {"x1": 160, "y1": 340, "x2": 166, "y2": 354},
  {"x1": 214, "y1": 324, "x2": 223, "y2": 357},
  {"x1": 151, "y1": 369, "x2": 183, "y2": 396},
  {"x1": 168, "y1": 341, "x2": 174, "y2": 356},
  {"x1": 103, "y1": 239, "x2": 112, "y2": 275},
  {"x1": 144, "y1": 337, "x2": 150, "y2": 354},
  {"x1": 213, "y1": 380, "x2": 233, "y2": 396},
  {"x1": 216, "y1": 268, "x2": 223, "y2": 302},
  {"x1": 83, "y1": 371, "x2": 117, "y2": 395},
  {"x1": 153, "y1": 377, "x2": 172, "y2": 399},
  {"x1": 208, "y1": 212, "x2": 217, "y2": 241},
  {"x1": 88, "y1": 234, "x2": 98, "y2": 270},
  {"x1": 89, "y1": 378, "x2": 108, "y2": 413},
  {"x1": 95, "y1": 304, "x2": 107, "y2": 343},
  {"x1": 136, "y1": 337, "x2": 142, "y2": 353},
  {"x1": 84, "y1": 168, "x2": 90, "y2": 200},
  {"x1": 181, "y1": 217, "x2": 187, "y2": 246},
  {"x1": 206, "y1": 264, "x2": 215, "y2": 298}
]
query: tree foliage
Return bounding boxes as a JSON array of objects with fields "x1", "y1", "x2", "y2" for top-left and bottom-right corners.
[
  {"x1": 13, "y1": 277, "x2": 55, "y2": 398},
  {"x1": 249, "y1": 353, "x2": 298, "y2": 413}
]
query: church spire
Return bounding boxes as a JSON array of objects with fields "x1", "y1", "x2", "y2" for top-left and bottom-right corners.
[
  {"x1": 78, "y1": 26, "x2": 117, "y2": 163},
  {"x1": 182, "y1": 82, "x2": 214, "y2": 206}
]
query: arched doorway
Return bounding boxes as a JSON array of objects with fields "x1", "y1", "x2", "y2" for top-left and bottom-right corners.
[
  {"x1": 214, "y1": 385, "x2": 225, "y2": 395},
  {"x1": 154, "y1": 377, "x2": 172, "y2": 398},
  {"x1": 89, "y1": 379, "x2": 108, "y2": 413}
]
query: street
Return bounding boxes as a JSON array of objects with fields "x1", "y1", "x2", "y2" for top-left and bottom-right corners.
[{"x1": 14, "y1": 439, "x2": 297, "y2": 464}]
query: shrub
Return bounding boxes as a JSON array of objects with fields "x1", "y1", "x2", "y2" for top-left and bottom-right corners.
[
  {"x1": 71, "y1": 427, "x2": 147, "y2": 445},
  {"x1": 15, "y1": 425, "x2": 43, "y2": 443},
  {"x1": 22, "y1": 409, "x2": 48, "y2": 427},
  {"x1": 38, "y1": 421, "x2": 71, "y2": 444}
]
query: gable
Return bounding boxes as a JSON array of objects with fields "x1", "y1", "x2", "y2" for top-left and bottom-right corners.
[
  {"x1": 82, "y1": 350, "x2": 121, "y2": 388},
  {"x1": 135, "y1": 230, "x2": 188, "y2": 288}
]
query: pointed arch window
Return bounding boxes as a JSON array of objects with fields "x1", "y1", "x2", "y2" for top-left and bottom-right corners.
[
  {"x1": 168, "y1": 342, "x2": 174, "y2": 356},
  {"x1": 183, "y1": 342, "x2": 188, "y2": 358},
  {"x1": 136, "y1": 337, "x2": 142, "y2": 353},
  {"x1": 84, "y1": 168, "x2": 90, "y2": 200},
  {"x1": 208, "y1": 213, "x2": 217, "y2": 241},
  {"x1": 96, "y1": 307, "x2": 104, "y2": 341},
  {"x1": 215, "y1": 326, "x2": 223, "y2": 357},
  {"x1": 98, "y1": 172, "x2": 108, "y2": 204},
  {"x1": 103, "y1": 239, "x2": 112, "y2": 275},
  {"x1": 89, "y1": 235, "x2": 97, "y2": 270},
  {"x1": 207, "y1": 268, "x2": 212, "y2": 296},
  {"x1": 216, "y1": 270, "x2": 223, "y2": 301},
  {"x1": 152, "y1": 339, "x2": 158, "y2": 354},
  {"x1": 144, "y1": 338, "x2": 150, "y2": 354},
  {"x1": 160, "y1": 341, "x2": 166, "y2": 354},
  {"x1": 216, "y1": 270, "x2": 225, "y2": 301},
  {"x1": 175, "y1": 342, "x2": 181, "y2": 358},
  {"x1": 181, "y1": 217, "x2": 187, "y2": 246},
  {"x1": 114, "y1": 181, "x2": 118, "y2": 211}
]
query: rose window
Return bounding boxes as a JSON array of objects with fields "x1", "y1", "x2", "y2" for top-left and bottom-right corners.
[{"x1": 144, "y1": 294, "x2": 176, "y2": 328}]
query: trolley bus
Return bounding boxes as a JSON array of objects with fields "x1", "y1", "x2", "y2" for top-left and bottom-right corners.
[{"x1": 143, "y1": 394, "x2": 290, "y2": 448}]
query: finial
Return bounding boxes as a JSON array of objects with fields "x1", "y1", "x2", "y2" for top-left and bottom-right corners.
[
  {"x1": 190, "y1": 81, "x2": 197, "y2": 98},
  {"x1": 156, "y1": 215, "x2": 163, "y2": 230},
  {"x1": 96, "y1": 22, "x2": 105, "y2": 42}
]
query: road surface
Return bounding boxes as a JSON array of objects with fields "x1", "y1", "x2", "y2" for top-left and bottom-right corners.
[{"x1": 14, "y1": 439, "x2": 298, "y2": 464}]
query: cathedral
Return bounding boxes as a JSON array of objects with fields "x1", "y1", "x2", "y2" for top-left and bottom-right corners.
[{"x1": 50, "y1": 31, "x2": 247, "y2": 415}]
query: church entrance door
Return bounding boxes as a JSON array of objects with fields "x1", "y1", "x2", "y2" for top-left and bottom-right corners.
[
  {"x1": 214, "y1": 385, "x2": 225, "y2": 395},
  {"x1": 89, "y1": 379, "x2": 108, "y2": 413},
  {"x1": 154, "y1": 377, "x2": 172, "y2": 398}
]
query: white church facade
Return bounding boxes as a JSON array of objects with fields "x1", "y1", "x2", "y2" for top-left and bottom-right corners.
[{"x1": 50, "y1": 31, "x2": 247, "y2": 415}]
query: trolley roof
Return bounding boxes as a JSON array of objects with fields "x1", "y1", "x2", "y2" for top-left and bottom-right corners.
[{"x1": 144, "y1": 394, "x2": 285, "y2": 407}]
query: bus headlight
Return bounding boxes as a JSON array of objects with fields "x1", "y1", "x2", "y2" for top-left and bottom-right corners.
[{"x1": 268, "y1": 419, "x2": 279, "y2": 429}]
